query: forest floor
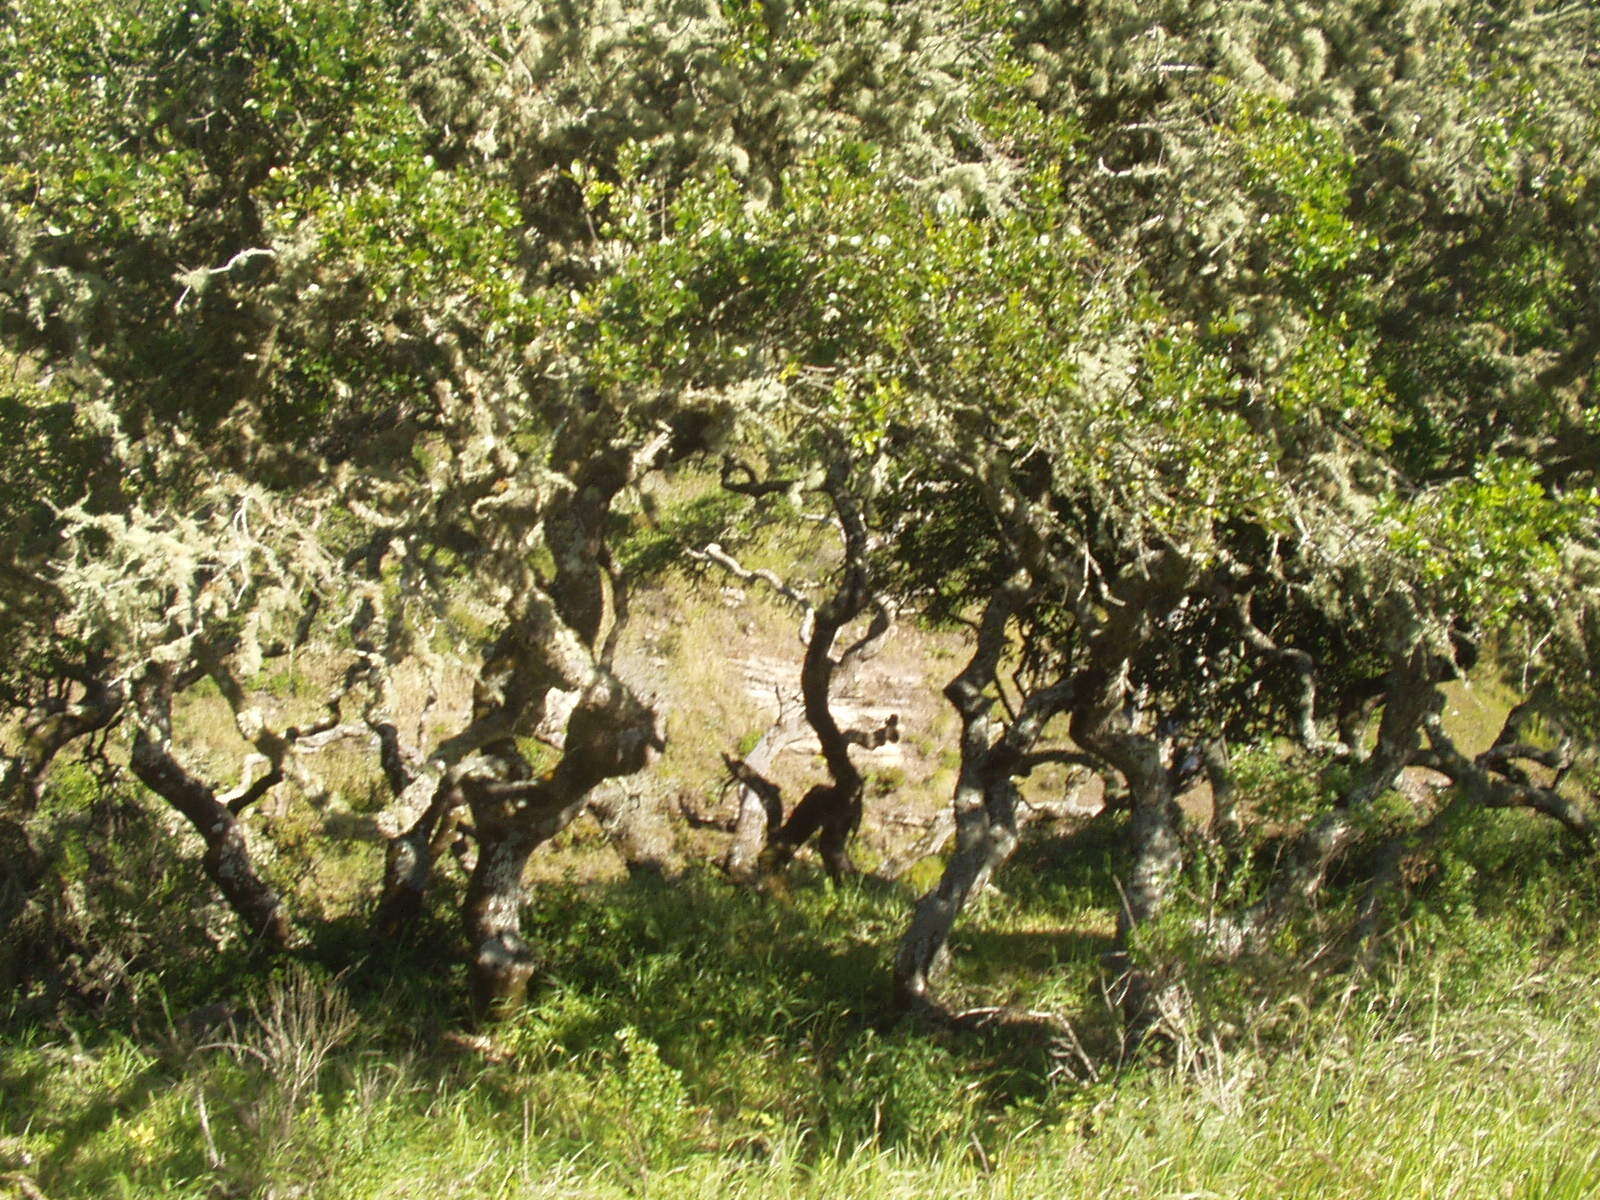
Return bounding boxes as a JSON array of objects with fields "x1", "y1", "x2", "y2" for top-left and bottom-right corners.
[
  {"x1": 6, "y1": 742, "x2": 1596, "y2": 1198},
  {"x1": 3, "y1": 804, "x2": 1598, "y2": 1199}
]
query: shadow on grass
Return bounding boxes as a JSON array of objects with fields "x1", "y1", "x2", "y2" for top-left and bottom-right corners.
[
  {"x1": 1, "y1": 847, "x2": 1138, "y2": 1190},
  {"x1": 1001, "y1": 810, "x2": 1127, "y2": 907}
]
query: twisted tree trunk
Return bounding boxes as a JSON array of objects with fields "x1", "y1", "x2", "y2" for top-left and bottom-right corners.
[
  {"x1": 372, "y1": 778, "x2": 462, "y2": 940},
  {"x1": 464, "y1": 672, "x2": 663, "y2": 1016},
  {"x1": 1203, "y1": 739, "x2": 1239, "y2": 846},
  {"x1": 1058, "y1": 558, "x2": 1192, "y2": 1045},
  {"x1": 894, "y1": 587, "x2": 1073, "y2": 1015},
  {"x1": 127, "y1": 667, "x2": 295, "y2": 952},
  {"x1": 1072, "y1": 680, "x2": 1182, "y2": 1044}
]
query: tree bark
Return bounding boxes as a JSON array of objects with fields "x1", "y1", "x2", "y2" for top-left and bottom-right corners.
[
  {"x1": 894, "y1": 766, "x2": 1023, "y2": 1015},
  {"x1": 372, "y1": 779, "x2": 462, "y2": 939},
  {"x1": 1071, "y1": 667, "x2": 1183, "y2": 1043},
  {"x1": 464, "y1": 816, "x2": 542, "y2": 1020},
  {"x1": 363, "y1": 645, "x2": 528, "y2": 939},
  {"x1": 384, "y1": 420, "x2": 693, "y2": 1012},
  {"x1": 1203, "y1": 739, "x2": 1239, "y2": 846},
  {"x1": 893, "y1": 591, "x2": 1015, "y2": 1012}
]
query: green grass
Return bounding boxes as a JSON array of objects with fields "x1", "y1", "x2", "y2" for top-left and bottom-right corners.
[{"x1": 3, "y1": 808, "x2": 1598, "y2": 1198}]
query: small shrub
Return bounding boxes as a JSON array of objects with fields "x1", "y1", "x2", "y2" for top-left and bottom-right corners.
[
  {"x1": 868, "y1": 766, "x2": 907, "y2": 797},
  {"x1": 1229, "y1": 745, "x2": 1329, "y2": 828}
]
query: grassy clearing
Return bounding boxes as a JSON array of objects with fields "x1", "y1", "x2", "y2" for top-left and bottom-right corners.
[{"x1": 3, "y1": 803, "x2": 1597, "y2": 1199}]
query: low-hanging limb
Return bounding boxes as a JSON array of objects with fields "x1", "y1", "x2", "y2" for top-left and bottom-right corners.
[
  {"x1": 1352, "y1": 704, "x2": 1597, "y2": 958},
  {"x1": 688, "y1": 541, "x2": 817, "y2": 643},
  {"x1": 203, "y1": 651, "x2": 357, "y2": 817},
  {"x1": 126, "y1": 665, "x2": 298, "y2": 952},
  {"x1": 2, "y1": 665, "x2": 125, "y2": 816},
  {"x1": 372, "y1": 774, "x2": 464, "y2": 940},
  {"x1": 309, "y1": 572, "x2": 436, "y2": 935},
  {"x1": 1413, "y1": 714, "x2": 1597, "y2": 848}
]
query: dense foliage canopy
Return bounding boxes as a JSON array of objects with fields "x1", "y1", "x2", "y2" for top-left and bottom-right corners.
[{"x1": 3, "y1": 0, "x2": 1598, "y2": 1032}]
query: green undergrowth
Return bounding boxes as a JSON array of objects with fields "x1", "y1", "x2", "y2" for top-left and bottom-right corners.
[{"x1": 3, "y1": 810, "x2": 1599, "y2": 1198}]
